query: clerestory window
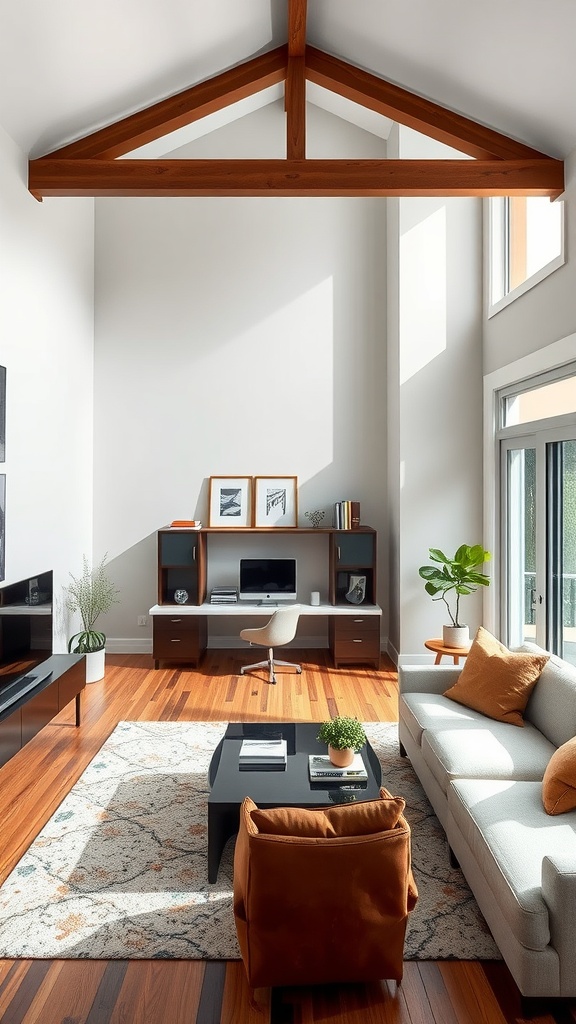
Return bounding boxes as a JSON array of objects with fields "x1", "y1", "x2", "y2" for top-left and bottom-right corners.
[{"x1": 488, "y1": 196, "x2": 564, "y2": 316}]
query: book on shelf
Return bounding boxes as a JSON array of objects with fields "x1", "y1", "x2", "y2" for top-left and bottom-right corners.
[
  {"x1": 332, "y1": 501, "x2": 361, "y2": 530},
  {"x1": 169, "y1": 520, "x2": 202, "y2": 529},
  {"x1": 308, "y1": 753, "x2": 367, "y2": 781},
  {"x1": 240, "y1": 738, "x2": 287, "y2": 764}
]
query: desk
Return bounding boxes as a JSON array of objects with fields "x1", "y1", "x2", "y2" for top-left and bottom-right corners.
[
  {"x1": 149, "y1": 602, "x2": 382, "y2": 669},
  {"x1": 424, "y1": 638, "x2": 470, "y2": 665}
]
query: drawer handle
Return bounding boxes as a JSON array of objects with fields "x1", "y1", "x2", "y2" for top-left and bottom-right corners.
[
  {"x1": 170, "y1": 618, "x2": 182, "y2": 623},
  {"x1": 353, "y1": 618, "x2": 364, "y2": 623},
  {"x1": 170, "y1": 639, "x2": 181, "y2": 643},
  {"x1": 352, "y1": 638, "x2": 363, "y2": 643}
]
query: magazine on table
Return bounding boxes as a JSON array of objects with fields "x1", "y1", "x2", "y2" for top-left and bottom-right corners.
[{"x1": 308, "y1": 753, "x2": 368, "y2": 781}]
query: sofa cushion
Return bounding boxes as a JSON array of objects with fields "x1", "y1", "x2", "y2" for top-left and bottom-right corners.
[
  {"x1": 448, "y1": 778, "x2": 576, "y2": 951},
  {"x1": 523, "y1": 646, "x2": 576, "y2": 747},
  {"x1": 400, "y1": 692, "x2": 480, "y2": 748},
  {"x1": 444, "y1": 627, "x2": 549, "y2": 727},
  {"x1": 542, "y1": 736, "x2": 576, "y2": 815},
  {"x1": 421, "y1": 720, "x2": 555, "y2": 795},
  {"x1": 251, "y1": 787, "x2": 406, "y2": 837}
]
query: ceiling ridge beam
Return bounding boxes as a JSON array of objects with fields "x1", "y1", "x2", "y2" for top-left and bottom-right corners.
[
  {"x1": 288, "y1": 0, "x2": 307, "y2": 57},
  {"x1": 40, "y1": 46, "x2": 288, "y2": 162},
  {"x1": 29, "y1": 157, "x2": 564, "y2": 200},
  {"x1": 305, "y1": 46, "x2": 550, "y2": 162}
]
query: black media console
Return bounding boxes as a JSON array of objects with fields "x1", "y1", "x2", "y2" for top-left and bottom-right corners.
[{"x1": 0, "y1": 570, "x2": 86, "y2": 769}]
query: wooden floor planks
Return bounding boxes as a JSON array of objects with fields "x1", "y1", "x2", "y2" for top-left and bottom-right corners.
[{"x1": 0, "y1": 650, "x2": 570, "y2": 1024}]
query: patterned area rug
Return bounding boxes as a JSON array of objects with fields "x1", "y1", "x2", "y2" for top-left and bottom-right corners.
[{"x1": 0, "y1": 720, "x2": 500, "y2": 960}]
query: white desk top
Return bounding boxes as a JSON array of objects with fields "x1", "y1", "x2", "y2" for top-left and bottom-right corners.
[{"x1": 149, "y1": 602, "x2": 382, "y2": 617}]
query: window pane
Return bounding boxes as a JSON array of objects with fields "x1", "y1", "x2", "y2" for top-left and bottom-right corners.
[
  {"x1": 560, "y1": 440, "x2": 576, "y2": 666},
  {"x1": 504, "y1": 377, "x2": 576, "y2": 427},
  {"x1": 507, "y1": 447, "x2": 536, "y2": 646}
]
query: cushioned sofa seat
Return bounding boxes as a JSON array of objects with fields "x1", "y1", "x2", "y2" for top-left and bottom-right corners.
[
  {"x1": 448, "y1": 778, "x2": 576, "y2": 951},
  {"x1": 421, "y1": 721, "x2": 555, "y2": 795},
  {"x1": 401, "y1": 691, "x2": 480, "y2": 747}
]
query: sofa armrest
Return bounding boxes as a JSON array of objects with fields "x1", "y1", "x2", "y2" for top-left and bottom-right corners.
[
  {"x1": 542, "y1": 852, "x2": 576, "y2": 993},
  {"x1": 399, "y1": 664, "x2": 462, "y2": 695}
]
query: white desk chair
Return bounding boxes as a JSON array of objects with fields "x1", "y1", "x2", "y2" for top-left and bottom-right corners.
[{"x1": 239, "y1": 605, "x2": 302, "y2": 685}]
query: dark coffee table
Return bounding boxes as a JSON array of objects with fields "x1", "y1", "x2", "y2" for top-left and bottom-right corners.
[{"x1": 207, "y1": 721, "x2": 382, "y2": 882}]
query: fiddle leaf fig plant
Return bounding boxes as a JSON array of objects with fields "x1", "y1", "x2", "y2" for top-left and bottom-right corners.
[
  {"x1": 317, "y1": 716, "x2": 367, "y2": 752},
  {"x1": 418, "y1": 544, "x2": 491, "y2": 628}
]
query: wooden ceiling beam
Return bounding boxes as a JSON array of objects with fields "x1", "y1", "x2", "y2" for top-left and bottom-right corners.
[
  {"x1": 41, "y1": 46, "x2": 288, "y2": 161},
  {"x1": 29, "y1": 157, "x2": 564, "y2": 200},
  {"x1": 288, "y1": 0, "x2": 307, "y2": 57},
  {"x1": 305, "y1": 47, "x2": 549, "y2": 163},
  {"x1": 286, "y1": 57, "x2": 306, "y2": 159}
]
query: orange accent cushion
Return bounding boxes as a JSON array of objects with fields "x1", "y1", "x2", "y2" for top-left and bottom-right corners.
[
  {"x1": 443, "y1": 626, "x2": 549, "y2": 727},
  {"x1": 542, "y1": 736, "x2": 576, "y2": 815},
  {"x1": 250, "y1": 787, "x2": 406, "y2": 837}
]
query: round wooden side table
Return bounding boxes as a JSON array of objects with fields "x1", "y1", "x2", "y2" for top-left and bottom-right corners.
[{"x1": 424, "y1": 638, "x2": 470, "y2": 665}]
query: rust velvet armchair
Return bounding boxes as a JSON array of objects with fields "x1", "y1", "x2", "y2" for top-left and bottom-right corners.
[{"x1": 233, "y1": 787, "x2": 418, "y2": 988}]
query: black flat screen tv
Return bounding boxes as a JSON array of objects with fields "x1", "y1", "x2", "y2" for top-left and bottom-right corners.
[{"x1": 239, "y1": 558, "x2": 297, "y2": 604}]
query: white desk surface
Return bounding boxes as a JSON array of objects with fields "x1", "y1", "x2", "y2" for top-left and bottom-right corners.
[{"x1": 149, "y1": 602, "x2": 381, "y2": 617}]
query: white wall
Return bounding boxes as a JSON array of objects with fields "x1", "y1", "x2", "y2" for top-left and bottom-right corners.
[
  {"x1": 93, "y1": 102, "x2": 389, "y2": 650},
  {"x1": 0, "y1": 122, "x2": 95, "y2": 650},
  {"x1": 387, "y1": 126, "x2": 484, "y2": 663}
]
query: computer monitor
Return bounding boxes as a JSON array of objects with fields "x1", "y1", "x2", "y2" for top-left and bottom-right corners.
[{"x1": 239, "y1": 558, "x2": 297, "y2": 604}]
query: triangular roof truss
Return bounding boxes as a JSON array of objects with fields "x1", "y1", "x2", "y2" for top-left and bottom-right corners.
[{"x1": 28, "y1": 0, "x2": 564, "y2": 201}]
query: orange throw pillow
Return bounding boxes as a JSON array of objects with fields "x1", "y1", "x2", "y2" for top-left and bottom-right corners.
[
  {"x1": 542, "y1": 736, "x2": 576, "y2": 815},
  {"x1": 443, "y1": 626, "x2": 549, "y2": 727},
  {"x1": 250, "y1": 787, "x2": 406, "y2": 837}
]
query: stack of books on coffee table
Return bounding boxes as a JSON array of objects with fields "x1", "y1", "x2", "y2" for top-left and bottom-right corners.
[
  {"x1": 239, "y1": 738, "x2": 287, "y2": 767},
  {"x1": 308, "y1": 753, "x2": 368, "y2": 782}
]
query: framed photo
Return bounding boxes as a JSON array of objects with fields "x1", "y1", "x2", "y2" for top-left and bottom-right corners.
[
  {"x1": 0, "y1": 474, "x2": 5, "y2": 582},
  {"x1": 209, "y1": 476, "x2": 252, "y2": 528},
  {"x1": 254, "y1": 476, "x2": 298, "y2": 528}
]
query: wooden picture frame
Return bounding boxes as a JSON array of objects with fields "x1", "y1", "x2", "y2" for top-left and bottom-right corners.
[
  {"x1": 209, "y1": 476, "x2": 252, "y2": 528},
  {"x1": 254, "y1": 476, "x2": 298, "y2": 528}
]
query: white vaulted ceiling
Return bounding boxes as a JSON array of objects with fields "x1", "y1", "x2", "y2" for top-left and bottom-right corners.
[{"x1": 1, "y1": 0, "x2": 575, "y2": 160}]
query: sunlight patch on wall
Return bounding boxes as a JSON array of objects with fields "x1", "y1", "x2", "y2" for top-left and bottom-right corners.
[{"x1": 399, "y1": 206, "x2": 447, "y2": 385}]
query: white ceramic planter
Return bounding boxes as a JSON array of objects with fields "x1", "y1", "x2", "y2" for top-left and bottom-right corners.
[
  {"x1": 442, "y1": 625, "x2": 470, "y2": 649},
  {"x1": 86, "y1": 648, "x2": 106, "y2": 683}
]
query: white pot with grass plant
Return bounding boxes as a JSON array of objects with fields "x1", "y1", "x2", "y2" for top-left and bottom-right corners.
[
  {"x1": 65, "y1": 554, "x2": 119, "y2": 683},
  {"x1": 418, "y1": 544, "x2": 491, "y2": 649}
]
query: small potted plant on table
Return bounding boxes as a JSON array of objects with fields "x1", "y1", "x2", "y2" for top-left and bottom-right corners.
[
  {"x1": 418, "y1": 543, "x2": 491, "y2": 648},
  {"x1": 65, "y1": 554, "x2": 119, "y2": 683},
  {"x1": 317, "y1": 716, "x2": 367, "y2": 767}
]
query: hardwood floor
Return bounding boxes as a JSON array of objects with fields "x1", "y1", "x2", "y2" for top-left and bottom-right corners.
[{"x1": 0, "y1": 651, "x2": 574, "y2": 1024}]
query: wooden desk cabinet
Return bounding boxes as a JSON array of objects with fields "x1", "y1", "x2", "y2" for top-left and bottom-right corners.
[{"x1": 152, "y1": 525, "x2": 380, "y2": 669}]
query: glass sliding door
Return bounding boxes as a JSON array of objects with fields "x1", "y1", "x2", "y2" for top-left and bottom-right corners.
[
  {"x1": 501, "y1": 429, "x2": 576, "y2": 665},
  {"x1": 503, "y1": 443, "x2": 537, "y2": 648}
]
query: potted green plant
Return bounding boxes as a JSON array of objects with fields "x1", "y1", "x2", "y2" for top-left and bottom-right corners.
[
  {"x1": 317, "y1": 716, "x2": 367, "y2": 767},
  {"x1": 418, "y1": 543, "x2": 491, "y2": 648},
  {"x1": 65, "y1": 554, "x2": 119, "y2": 683}
]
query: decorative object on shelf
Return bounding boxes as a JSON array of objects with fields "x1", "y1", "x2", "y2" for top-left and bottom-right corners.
[
  {"x1": 317, "y1": 716, "x2": 367, "y2": 767},
  {"x1": 345, "y1": 573, "x2": 366, "y2": 605},
  {"x1": 310, "y1": 590, "x2": 320, "y2": 606},
  {"x1": 64, "y1": 553, "x2": 120, "y2": 683},
  {"x1": 254, "y1": 476, "x2": 298, "y2": 528},
  {"x1": 174, "y1": 589, "x2": 189, "y2": 604},
  {"x1": 418, "y1": 544, "x2": 491, "y2": 648},
  {"x1": 209, "y1": 476, "x2": 252, "y2": 528},
  {"x1": 304, "y1": 509, "x2": 324, "y2": 529}
]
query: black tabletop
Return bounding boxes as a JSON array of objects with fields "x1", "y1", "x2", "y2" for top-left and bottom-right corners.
[{"x1": 208, "y1": 721, "x2": 382, "y2": 808}]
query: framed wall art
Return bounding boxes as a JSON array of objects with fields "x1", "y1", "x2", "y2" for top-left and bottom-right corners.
[
  {"x1": 254, "y1": 476, "x2": 298, "y2": 528},
  {"x1": 209, "y1": 476, "x2": 252, "y2": 528},
  {"x1": 0, "y1": 474, "x2": 5, "y2": 581}
]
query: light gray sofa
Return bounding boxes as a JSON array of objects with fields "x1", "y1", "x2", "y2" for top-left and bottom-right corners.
[{"x1": 398, "y1": 646, "x2": 576, "y2": 998}]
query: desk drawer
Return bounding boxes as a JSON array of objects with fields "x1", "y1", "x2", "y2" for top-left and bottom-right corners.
[
  {"x1": 330, "y1": 615, "x2": 380, "y2": 667},
  {"x1": 331, "y1": 616, "x2": 380, "y2": 638},
  {"x1": 153, "y1": 616, "x2": 207, "y2": 664}
]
